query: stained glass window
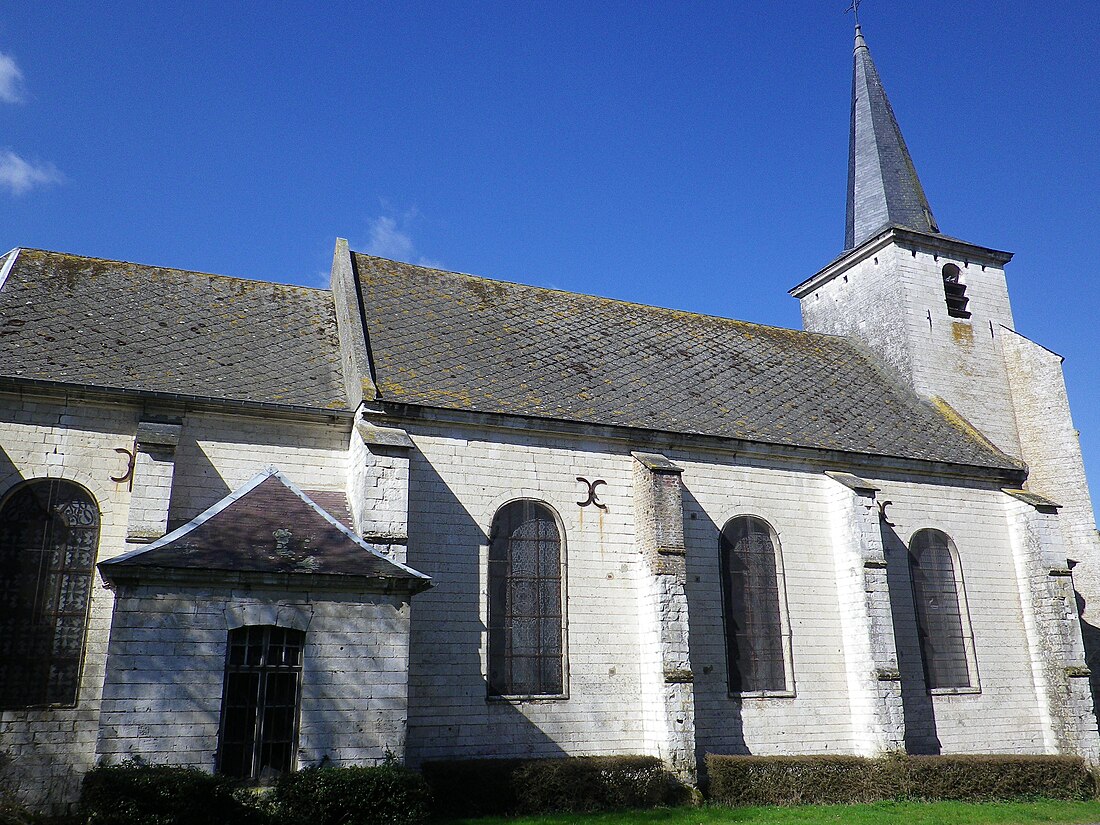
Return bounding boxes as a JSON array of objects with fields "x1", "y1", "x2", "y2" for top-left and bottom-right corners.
[
  {"x1": 909, "y1": 529, "x2": 972, "y2": 689},
  {"x1": 487, "y1": 501, "x2": 564, "y2": 696},
  {"x1": 0, "y1": 479, "x2": 99, "y2": 708},
  {"x1": 217, "y1": 625, "x2": 304, "y2": 781},
  {"x1": 720, "y1": 516, "x2": 788, "y2": 693}
]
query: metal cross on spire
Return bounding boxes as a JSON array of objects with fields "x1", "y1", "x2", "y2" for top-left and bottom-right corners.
[{"x1": 845, "y1": 0, "x2": 863, "y2": 25}]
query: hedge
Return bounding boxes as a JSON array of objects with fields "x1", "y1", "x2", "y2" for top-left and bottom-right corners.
[
  {"x1": 0, "y1": 792, "x2": 38, "y2": 825},
  {"x1": 422, "y1": 755, "x2": 686, "y2": 817},
  {"x1": 420, "y1": 758, "x2": 526, "y2": 818},
  {"x1": 272, "y1": 764, "x2": 432, "y2": 825},
  {"x1": 904, "y1": 754, "x2": 1093, "y2": 801},
  {"x1": 705, "y1": 753, "x2": 1094, "y2": 807},
  {"x1": 514, "y1": 755, "x2": 687, "y2": 813},
  {"x1": 79, "y1": 762, "x2": 264, "y2": 825}
]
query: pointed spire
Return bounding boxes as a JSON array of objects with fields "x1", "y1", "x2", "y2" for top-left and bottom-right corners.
[{"x1": 845, "y1": 25, "x2": 939, "y2": 250}]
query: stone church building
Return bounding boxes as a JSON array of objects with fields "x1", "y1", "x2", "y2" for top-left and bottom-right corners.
[{"x1": 2, "y1": 26, "x2": 1099, "y2": 808}]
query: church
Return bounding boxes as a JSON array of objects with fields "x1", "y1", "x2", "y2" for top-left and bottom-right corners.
[{"x1": 2, "y1": 25, "x2": 1099, "y2": 810}]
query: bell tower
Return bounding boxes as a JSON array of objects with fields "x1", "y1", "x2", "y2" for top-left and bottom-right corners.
[
  {"x1": 792, "y1": 24, "x2": 1100, "y2": 734},
  {"x1": 791, "y1": 24, "x2": 1022, "y2": 458}
]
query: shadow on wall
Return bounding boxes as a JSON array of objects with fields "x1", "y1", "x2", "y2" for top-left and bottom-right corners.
[
  {"x1": 403, "y1": 451, "x2": 566, "y2": 764},
  {"x1": 96, "y1": 588, "x2": 225, "y2": 774},
  {"x1": 881, "y1": 524, "x2": 941, "y2": 755},
  {"x1": 0, "y1": 443, "x2": 20, "y2": 490},
  {"x1": 681, "y1": 486, "x2": 747, "y2": 763},
  {"x1": 1073, "y1": 590, "x2": 1100, "y2": 717},
  {"x1": 166, "y1": 436, "x2": 232, "y2": 530},
  {"x1": 294, "y1": 594, "x2": 414, "y2": 767}
]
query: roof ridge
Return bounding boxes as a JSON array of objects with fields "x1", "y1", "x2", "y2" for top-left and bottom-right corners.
[{"x1": 18, "y1": 247, "x2": 330, "y2": 294}]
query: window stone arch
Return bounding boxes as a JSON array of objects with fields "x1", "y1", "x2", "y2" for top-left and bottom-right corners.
[
  {"x1": 908, "y1": 528, "x2": 977, "y2": 690},
  {"x1": 487, "y1": 499, "x2": 565, "y2": 697},
  {"x1": 719, "y1": 515, "x2": 792, "y2": 695},
  {"x1": 0, "y1": 478, "x2": 100, "y2": 708}
]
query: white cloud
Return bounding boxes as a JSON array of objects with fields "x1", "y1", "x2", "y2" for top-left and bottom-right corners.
[
  {"x1": 362, "y1": 212, "x2": 442, "y2": 268},
  {"x1": 0, "y1": 149, "x2": 64, "y2": 195},
  {"x1": 0, "y1": 51, "x2": 24, "y2": 103},
  {"x1": 367, "y1": 215, "x2": 416, "y2": 261}
]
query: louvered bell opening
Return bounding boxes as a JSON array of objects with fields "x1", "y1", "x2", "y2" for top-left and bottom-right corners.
[{"x1": 942, "y1": 264, "x2": 971, "y2": 319}]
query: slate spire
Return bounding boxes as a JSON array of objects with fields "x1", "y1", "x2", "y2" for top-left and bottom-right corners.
[{"x1": 845, "y1": 25, "x2": 939, "y2": 250}]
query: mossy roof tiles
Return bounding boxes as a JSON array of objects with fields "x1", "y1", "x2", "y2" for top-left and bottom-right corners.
[
  {"x1": 0, "y1": 249, "x2": 346, "y2": 410},
  {"x1": 354, "y1": 253, "x2": 1019, "y2": 471}
]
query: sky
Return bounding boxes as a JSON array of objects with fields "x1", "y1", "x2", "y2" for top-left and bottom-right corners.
[{"x1": 2, "y1": 2, "x2": 1099, "y2": 501}]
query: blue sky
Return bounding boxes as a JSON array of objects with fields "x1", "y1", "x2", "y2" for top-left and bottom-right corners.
[{"x1": 3, "y1": 2, "x2": 1099, "y2": 501}]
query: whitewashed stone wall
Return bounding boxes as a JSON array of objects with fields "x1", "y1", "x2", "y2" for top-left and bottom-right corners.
[
  {"x1": 0, "y1": 394, "x2": 138, "y2": 809},
  {"x1": 167, "y1": 411, "x2": 349, "y2": 526},
  {"x1": 681, "y1": 458, "x2": 858, "y2": 756},
  {"x1": 799, "y1": 238, "x2": 915, "y2": 385},
  {"x1": 0, "y1": 391, "x2": 353, "y2": 809},
  {"x1": 1002, "y1": 329, "x2": 1100, "y2": 711},
  {"x1": 1003, "y1": 495, "x2": 1100, "y2": 760},
  {"x1": 2, "y1": 385, "x2": 1090, "y2": 805},
  {"x1": 398, "y1": 417, "x2": 1060, "y2": 767},
  {"x1": 96, "y1": 584, "x2": 412, "y2": 769},
  {"x1": 893, "y1": 248, "x2": 1021, "y2": 459},
  {"x1": 797, "y1": 232, "x2": 1100, "y2": 756},
  {"x1": 347, "y1": 416, "x2": 413, "y2": 564},
  {"x1": 823, "y1": 474, "x2": 905, "y2": 755},
  {"x1": 401, "y1": 423, "x2": 649, "y2": 763},
  {"x1": 125, "y1": 422, "x2": 182, "y2": 543},
  {"x1": 874, "y1": 475, "x2": 1048, "y2": 754},
  {"x1": 632, "y1": 452, "x2": 696, "y2": 780}
]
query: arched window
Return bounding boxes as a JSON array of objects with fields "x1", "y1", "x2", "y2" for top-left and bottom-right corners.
[
  {"x1": 720, "y1": 516, "x2": 790, "y2": 694},
  {"x1": 942, "y1": 263, "x2": 971, "y2": 318},
  {"x1": 487, "y1": 500, "x2": 564, "y2": 697},
  {"x1": 218, "y1": 625, "x2": 304, "y2": 780},
  {"x1": 909, "y1": 528, "x2": 975, "y2": 690},
  {"x1": 0, "y1": 479, "x2": 99, "y2": 708}
]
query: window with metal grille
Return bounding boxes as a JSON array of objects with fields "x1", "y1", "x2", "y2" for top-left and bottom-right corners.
[
  {"x1": 0, "y1": 479, "x2": 99, "y2": 708},
  {"x1": 217, "y1": 625, "x2": 304, "y2": 781},
  {"x1": 720, "y1": 516, "x2": 789, "y2": 694},
  {"x1": 487, "y1": 500, "x2": 564, "y2": 697},
  {"x1": 909, "y1": 529, "x2": 974, "y2": 690},
  {"x1": 942, "y1": 263, "x2": 971, "y2": 318}
]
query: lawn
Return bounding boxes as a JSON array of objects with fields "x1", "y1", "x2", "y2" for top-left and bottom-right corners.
[{"x1": 441, "y1": 800, "x2": 1100, "y2": 825}]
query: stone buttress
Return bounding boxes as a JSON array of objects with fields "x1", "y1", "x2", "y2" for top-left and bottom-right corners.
[
  {"x1": 824, "y1": 471, "x2": 906, "y2": 753},
  {"x1": 632, "y1": 451, "x2": 696, "y2": 781},
  {"x1": 1004, "y1": 489, "x2": 1100, "y2": 760}
]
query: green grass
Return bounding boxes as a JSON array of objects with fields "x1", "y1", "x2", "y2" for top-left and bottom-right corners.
[{"x1": 440, "y1": 800, "x2": 1100, "y2": 825}]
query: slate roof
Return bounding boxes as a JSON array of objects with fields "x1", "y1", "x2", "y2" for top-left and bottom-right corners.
[
  {"x1": 0, "y1": 248, "x2": 347, "y2": 410},
  {"x1": 846, "y1": 26, "x2": 939, "y2": 250},
  {"x1": 99, "y1": 470, "x2": 430, "y2": 587},
  {"x1": 304, "y1": 490, "x2": 355, "y2": 530},
  {"x1": 354, "y1": 253, "x2": 1020, "y2": 472}
]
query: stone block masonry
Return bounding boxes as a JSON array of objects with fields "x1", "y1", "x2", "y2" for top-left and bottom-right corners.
[
  {"x1": 0, "y1": 391, "x2": 354, "y2": 810},
  {"x1": 401, "y1": 423, "x2": 650, "y2": 764},
  {"x1": 97, "y1": 585, "x2": 412, "y2": 770},
  {"x1": 125, "y1": 421, "x2": 182, "y2": 543}
]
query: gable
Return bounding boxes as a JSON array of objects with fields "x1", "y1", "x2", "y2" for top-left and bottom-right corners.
[{"x1": 99, "y1": 469, "x2": 430, "y2": 587}]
